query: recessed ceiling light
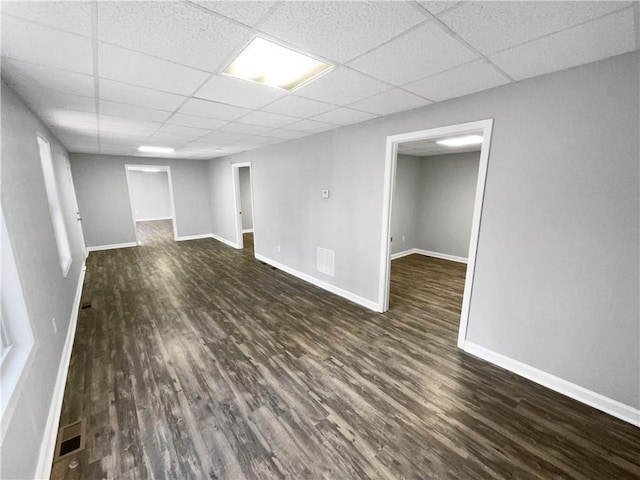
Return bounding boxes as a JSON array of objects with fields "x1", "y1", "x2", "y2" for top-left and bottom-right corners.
[
  {"x1": 223, "y1": 37, "x2": 333, "y2": 91},
  {"x1": 436, "y1": 135, "x2": 484, "y2": 147},
  {"x1": 142, "y1": 168, "x2": 162, "y2": 173},
  {"x1": 138, "y1": 146, "x2": 175, "y2": 153}
]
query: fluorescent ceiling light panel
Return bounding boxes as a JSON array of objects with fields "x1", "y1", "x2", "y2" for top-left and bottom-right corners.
[
  {"x1": 142, "y1": 168, "x2": 161, "y2": 173},
  {"x1": 223, "y1": 37, "x2": 333, "y2": 91},
  {"x1": 436, "y1": 135, "x2": 483, "y2": 147},
  {"x1": 138, "y1": 146, "x2": 175, "y2": 153}
]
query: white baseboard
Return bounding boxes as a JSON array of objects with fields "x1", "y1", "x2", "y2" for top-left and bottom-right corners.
[
  {"x1": 463, "y1": 341, "x2": 640, "y2": 427},
  {"x1": 34, "y1": 263, "x2": 87, "y2": 479},
  {"x1": 391, "y1": 248, "x2": 468, "y2": 264},
  {"x1": 86, "y1": 242, "x2": 137, "y2": 252},
  {"x1": 210, "y1": 233, "x2": 240, "y2": 249},
  {"x1": 255, "y1": 253, "x2": 379, "y2": 312},
  {"x1": 175, "y1": 233, "x2": 211, "y2": 242},
  {"x1": 416, "y1": 249, "x2": 467, "y2": 264},
  {"x1": 242, "y1": 228, "x2": 254, "y2": 233},
  {"x1": 391, "y1": 248, "x2": 418, "y2": 260},
  {"x1": 135, "y1": 216, "x2": 173, "y2": 222}
]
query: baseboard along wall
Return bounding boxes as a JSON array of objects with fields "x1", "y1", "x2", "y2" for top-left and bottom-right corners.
[
  {"x1": 86, "y1": 242, "x2": 137, "y2": 252},
  {"x1": 34, "y1": 264, "x2": 86, "y2": 479},
  {"x1": 391, "y1": 248, "x2": 468, "y2": 263}
]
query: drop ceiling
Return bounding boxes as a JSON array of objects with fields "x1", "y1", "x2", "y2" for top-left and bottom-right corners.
[
  {"x1": 1, "y1": 1, "x2": 637, "y2": 159},
  {"x1": 397, "y1": 132, "x2": 483, "y2": 157}
]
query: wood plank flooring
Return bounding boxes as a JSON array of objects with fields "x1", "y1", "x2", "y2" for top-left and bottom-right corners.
[{"x1": 52, "y1": 223, "x2": 640, "y2": 479}]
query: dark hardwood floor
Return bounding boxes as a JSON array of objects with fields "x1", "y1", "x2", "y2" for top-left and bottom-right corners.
[
  {"x1": 51, "y1": 225, "x2": 640, "y2": 479},
  {"x1": 135, "y1": 219, "x2": 175, "y2": 245}
]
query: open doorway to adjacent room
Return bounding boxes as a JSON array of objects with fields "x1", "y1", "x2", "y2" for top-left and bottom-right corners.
[
  {"x1": 232, "y1": 162, "x2": 256, "y2": 255},
  {"x1": 379, "y1": 120, "x2": 493, "y2": 348},
  {"x1": 124, "y1": 165, "x2": 177, "y2": 246}
]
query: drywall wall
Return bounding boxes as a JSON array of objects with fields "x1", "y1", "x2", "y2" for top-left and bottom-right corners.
[
  {"x1": 71, "y1": 154, "x2": 212, "y2": 246},
  {"x1": 390, "y1": 155, "x2": 421, "y2": 255},
  {"x1": 239, "y1": 167, "x2": 253, "y2": 230},
  {"x1": 127, "y1": 170, "x2": 171, "y2": 221},
  {"x1": 210, "y1": 52, "x2": 639, "y2": 410},
  {"x1": 1, "y1": 83, "x2": 86, "y2": 479},
  {"x1": 208, "y1": 159, "x2": 237, "y2": 244},
  {"x1": 418, "y1": 151, "x2": 480, "y2": 258}
]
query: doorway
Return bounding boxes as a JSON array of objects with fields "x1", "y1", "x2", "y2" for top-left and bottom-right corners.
[
  {"x1": 379, "y1": 120, "x2": 493, "y2": 348},
  {"x1": 232, "y1": 162, "x2": 256, "y2": 254},
  {"x1": 124, "y1": 165, "x2": 177, "y2": 245}
]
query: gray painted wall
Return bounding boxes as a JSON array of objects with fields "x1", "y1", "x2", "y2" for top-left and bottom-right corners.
[
  {"x1": 418, "y1": 151, "x2": 480, "y2": 258},
  {"x1": 128, "y1": 170, "x2": 171, "y2": 221},
  {"x1": 239, "y1": 167, "x2": 253, "y2": 230},
  {"x1": 390, "y1": 155, "x2": 421, "y2": 255},
  {"x1": 209, "y1": 52, "x2": 639, "y2": 409},
  {"x1": 70, "y1": 154, "x2": 212, "y2": 246},
  {"x1": 1, "y1": 83, "x2": 86, "y2": 479},
  {"x1": 208, "y1": 158, "x2": 237, "y2": 244}
]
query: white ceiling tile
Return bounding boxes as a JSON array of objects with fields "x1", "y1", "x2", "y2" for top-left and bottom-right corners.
[
  {"x1": 312, "y1": 108, "x2": 377, "y2": 126},
  {"x1": 42, "y1": 110, "x2": 98, "y2": 131},
  {"x1": 2, "y1": 1, "x2": 92, "y2": 36},
  {"x1": 97, "y1": 1, "x2": 249, "y2": 71},
  {"x1": 220, "y1": 123, "x2": 273, "y2": 135},
  {"x1": 417, "y1": 2, "x2": 460, "y2": 16},
  {"x1": 349, "y1": 23, "x2": 477, "y2": 86},
  {"x1": 404, "y1": 61, "x2": 509, "y2": 102},
  {"x1": 261, "y1": 129, "x2": 312, "y2": 140},
  {"x1": 440, "y1": 1, "x2": 632, "y2": 55},
  {"x1": 251, "y1": 136, "x2": 287, "y2": 145},
  {"x1": 1, "y1": 16, "x2": 93, "y2": 74},
  {"x1": 165, "y1": 114, "x2": 228, "y2": 131},
  {"x1": 187, "y1": 141, "x2": 230, "y2": 150},
  {"x1": 489, "y1": 8, "x2": 637, "y2": 81},
  {"x1": 295, "y1": 67, "x2": 390, "y2": 105},
  {"x1": 13, "y1": 85, "x2": 95, "y2": 113},
  {"x1": 286, "y1": 119, "x2": 341, "y2": 134},
  {"x1": 178, "y1": 98, "x2": 251, "y2": 121},
  {"x1": 239, "y1": 111, "x2": 298, "y2": 128},
  {"x1": 98, "y1": 43, "x2": 209, "y2": 96},
  {"x1": 99, "y1": 101, "x2": 172, "y2": 123},
  {"x1": 155, "y1": 124, "x2": 211, "y2": 138},
  {"x1": 2, "y1": 59, "x2": 95, "y2": 97},
  {"x1": 191, "y1": 1, "x2": 277, "y2": 27},
  {"x1": 99, "y1": 79, "x2": 187, "y2": 111},
  {"x1": 145, "y1": 134, "x2": 192, "y2": 149},
  {"x1": 260, "y1": 1, "x2": 428, "y2": 63},
  {"x1": 98, "y1": 115, "x2": 162, "y2": 134},
  {"x1": 261, "y1": 95, "x2": 336, "y2": 118},
  {"x1": 194, "y1": 75, "x2": 286, "y2": 109},
  {"x1": 349, "y1": 88, "x2": 432, "y2": 116}
]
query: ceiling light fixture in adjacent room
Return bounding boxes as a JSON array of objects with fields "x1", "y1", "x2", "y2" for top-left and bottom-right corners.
[
  {"x1": 138, "y1": 146, "x2": 175, "y2": 153},
  {"x1": 436, "y1": 135, "x2": 484, "y2": 147},
  {"x1": 223, "y1": 37, "x2": 333, "y2": 91}
]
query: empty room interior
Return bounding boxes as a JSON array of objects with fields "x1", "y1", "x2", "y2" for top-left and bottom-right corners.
[{"x1": 1, "y1": 1, "x2": 639, "y2": 479}]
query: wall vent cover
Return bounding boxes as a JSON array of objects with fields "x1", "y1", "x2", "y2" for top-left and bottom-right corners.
[
  {"x1": 317, "y1": 247, "x2": 335, "y2": 277},
  {"x1": 54, "y1": 419, "x2": 86, "y2": 462}
]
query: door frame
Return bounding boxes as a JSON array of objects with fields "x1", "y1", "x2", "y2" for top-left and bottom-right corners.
[
  {"x1": 124, "y1": 164, "x2": 178, "y2": 243},
  {"x1": 64, "y1": 157, "x2": 87, "y2": 258},
  {"x1": 231, "y1": 162, "x2": 255, "y2": 251},
  {"x1": 378, "y1": 119, "x2": 494, "y2": 348}
]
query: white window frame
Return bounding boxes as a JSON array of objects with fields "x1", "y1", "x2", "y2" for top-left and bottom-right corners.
[
  {"x1": 37, "y1": 135, "x2": 72, "y2": 277},
  {"x1": 0, "y1": 207, "x2": 35, "y2": 440}
]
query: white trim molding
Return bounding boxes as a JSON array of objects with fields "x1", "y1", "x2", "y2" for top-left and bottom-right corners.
[
  {"x1": 210, "y1": 233, "x2": 240, "y2": 249},
  {"x1": 242, "y1": 228, "x2": 254, "y2": 234},
  {"x1": 464, "y1": 341, "x2": 640, "y2": 427},
  {"x1": 135, "y1": 216, "x2": 173, "y2": 222},
  {"x1": 35, "y1": 264, "x2": 86, "y2": 479},
  {"x1": 176, "y1": 233, "x2": 211, "y2": 242},
  {"x1": 378, "y1": 119, "x2": 494, "y2": 349},
  {"x1": 255, "y1": 254, "x2": 379, "y2": 311},
  {"x1": 391, "y1": 248, "x2": 468, "y2": 263},
  {"x1": 86, "y1": 242, "x2": 137, "y2": 252}
]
